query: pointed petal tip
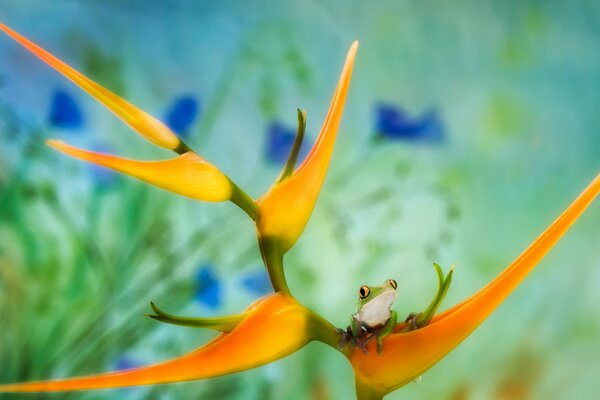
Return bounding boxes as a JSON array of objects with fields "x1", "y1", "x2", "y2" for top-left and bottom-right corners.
[
  {"x1": 46, "y1": 139, "x2": 66, "y2": 150},
  {"x1": 351, "y1": 171, "x2": 600, "y2": 394},
  {"x1": 0, "y1": 23, "x2": 180, "y2": 150},
  {"x1": 46, "y1": 141, "x2": 232, "y2": 202},
  {"x1": 257, "y1": 41, "x2": 359, "y2": 251},
  {"x1": 0, "y1": 294, "x2": 309, "y2": 393}
]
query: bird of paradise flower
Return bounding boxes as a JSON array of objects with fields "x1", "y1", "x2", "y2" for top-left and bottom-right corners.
[{"x1": 0, "y1": 23, "x2": 599, "y2": 400}]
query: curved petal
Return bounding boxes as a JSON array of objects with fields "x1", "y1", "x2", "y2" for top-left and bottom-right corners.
[
  {"x1": 257, "y1": 41, "x2": 358, "y2": 252},
  {"x1": 48, "y1": 140, "x2": 232, "y2": 202},
  {"x1": 0, "y1": 23, "x2": 181, "y2": 150},
  {"x1": 0, "y1": 294, "x2": 309, "y2": 392},
  {"x1": 351, "y1": 173, "x2": 600, "y2": 395}
]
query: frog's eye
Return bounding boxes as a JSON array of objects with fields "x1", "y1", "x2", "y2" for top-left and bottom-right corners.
[
  {"x1": 387, "y1": 279, "x2": 397, "y2": 290},
  {"x1": 359, "y1": 285, "x2": 370, "y2": 299}
]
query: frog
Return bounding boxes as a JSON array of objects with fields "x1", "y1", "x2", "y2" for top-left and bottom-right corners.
[
  {"x1": 338, "y1": 264, "x2": 454, "y2": 354},
  {"x1": 338, "y1": 279, "x2": 403, "y2": 354}
]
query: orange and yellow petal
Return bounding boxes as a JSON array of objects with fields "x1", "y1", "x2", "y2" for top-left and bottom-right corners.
[
  {"x1": 0, "y1": 294, "x2": 309, "y2": 392},
  {"x1": 351, "y1": 173, "x2": 600, "y2": 395},
  {"x1": 257, "y1": 41, "x2": 358, "y2": 252},
  {"x1": 0, "y1": 23, "x2": 180, "y2": 150},
  {"x1": 48, "y1": 140, "x2": 232, "y2": 202}
]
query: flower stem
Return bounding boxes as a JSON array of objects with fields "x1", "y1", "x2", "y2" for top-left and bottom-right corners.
[
  {"x1": 276, "y1": 108, "x2": 307, "y2": 183},
  {"x1": 258, "y1": 236, "x2": 291, "y2": 296},
  {"x1": 230, "y1": 182, "x2": 259, "y2": 220},
  {"x1": 307, "y1": 311, "x2": 352, "y2": 356}
]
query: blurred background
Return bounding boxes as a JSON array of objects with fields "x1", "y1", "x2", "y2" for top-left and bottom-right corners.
[{"x1": 0, "y1": 1, "x2": 599, "y2": 399}]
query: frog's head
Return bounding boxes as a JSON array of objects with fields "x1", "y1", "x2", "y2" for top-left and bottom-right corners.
[{"x1": 357, "y1": 279, "x2": 397, "y2": 311}]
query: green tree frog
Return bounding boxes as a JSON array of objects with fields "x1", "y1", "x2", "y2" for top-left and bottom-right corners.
[
  {"x1": 338, "y1": 263, "x2": 454, "y2": 354},
  {"x1": 340, "y1": 279, "x2": 400, "y2": 353}
]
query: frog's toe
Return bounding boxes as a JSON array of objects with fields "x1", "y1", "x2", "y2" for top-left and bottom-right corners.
[
  {"x1": 353, "y1": 336, "x2": 370, "y2": 354},
  {"x1": 405, "y1": 312, "x2": 422, "y2": 331},
  {"x1": 336, "y1": 328, "x2": 348, "y2": 349}
]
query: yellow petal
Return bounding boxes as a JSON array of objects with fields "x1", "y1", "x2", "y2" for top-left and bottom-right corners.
[
  {"x1": 48, "y1": 140, "x2": 232, "y2": 202},
  {"x1": 0, "y1": 294, "x2": 309, "y2": 392},
  {"x1": 351, "y1": 173, "x2": 600, "y2": 396},
  {"x1": 0, "y1": 23, "x2": 181, "y2": 150},
  {"x1": 257, "y1": 41, "x2": 358, "y2": 252}
]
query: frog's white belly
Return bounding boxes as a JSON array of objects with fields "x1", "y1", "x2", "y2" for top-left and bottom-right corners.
[{"x1": 358, "y1": 291, "x2": 396, "y2": 328}]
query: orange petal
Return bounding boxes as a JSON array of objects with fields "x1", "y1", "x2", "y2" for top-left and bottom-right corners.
[
  {"x1": 257, "y1": 41, "x2": 358, "y2": 252},
  {"x1": 0, "y1": 23, "x2": 181, "y2": 150},
  {"x1": 351, "y1": 173, "x2": 600, "y2": 395},
  {"x1": 48, "y1": 140, "x2": 232, "y2": 202},
  {"x1": 0, "y1": 294, "x2": 309, "y2": 392}
]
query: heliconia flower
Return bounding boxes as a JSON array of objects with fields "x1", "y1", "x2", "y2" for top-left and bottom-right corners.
[
  {"x1": 194, "y1": 263, "x2": 223, "y2": 309},
  {"x1": 349, "y1": 173, "x2": 600, "y2": 398},
  {"x1": 0, "y1": 23, "x2": 260, "y2": 216},
  {"x1": 374, "y1": 103, "x2": 444, "y2": 142},
  {"x1": 0, "y1": 174, "x2": 597, "y2": 397},
  {"x1": 257, "y1": 41, "x2": 358, "y2": 253},
  {"x1": 164, "y1": 95, "x2": 200, "y2": 139},
  {"x1": 47, "y1": 140, "x2": 232, "y2": 202},
  {"x1": 0, "y1": 24, "x2": 181, "y2": 150},
  {"x1": 48, "y1": 88, "x2": 85, "y2": 129},
  {"x1": 0, "y1": 293, "x2": 311, "y2": 392},
  {"x1": 2, "y1": 21, "x2": 599, "y2": 400}
]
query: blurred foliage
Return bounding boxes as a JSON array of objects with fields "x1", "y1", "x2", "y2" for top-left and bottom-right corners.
[{"x1": 1, "y1": 1, "x2": 599, "y2": 399}]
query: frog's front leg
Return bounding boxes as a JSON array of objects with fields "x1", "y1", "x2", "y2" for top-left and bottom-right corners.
[
  {"x1": 350, "y1": 314, "x2": 372, "y2": 354},
  {"x1": 376, "y1": 310, "x2": 397, "y2": 353},
  {"x1": 338, "y1": 314, "x2": 362, "y2": 351}
]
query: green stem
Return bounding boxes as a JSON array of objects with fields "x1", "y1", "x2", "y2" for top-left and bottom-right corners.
[
  {"x1": 276, "y1": 108, "x2": 306, "y2": 183},
  {"x1": 307, "y1": 312, "x2": 352, "y2": 357},
  {"x1": 173, "y1": 139, "x2": 259, "y2": 221},
  {"x1": 416, "y1": 263, "x2": 454, "y2": 328},
  {"x1": 173, "y1": 140, "x2": 192, "y2": 155},
  {"x1": 230, "y1": 182, "x2": 259, "y2": 220},
  {"x1": 146, "y1": 302, "x2": 244, "y2": 332},
  {"x1": 258, "y1": 236, "x2": 291, "y2": 296}
]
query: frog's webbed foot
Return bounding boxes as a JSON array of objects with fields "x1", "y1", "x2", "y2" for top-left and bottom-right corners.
[
  {"x1": 401, "y1": 263, "x2": 453, "y2": 332},
  {"x1": 354, "y1": 331, "x2": 373, "y2": 355},
  {"x1": 404, "y1": 312, "x2": 422, "y2": 331},
  {"x1": 146, "y1": 302, "x2": 244, "y2": 332}
]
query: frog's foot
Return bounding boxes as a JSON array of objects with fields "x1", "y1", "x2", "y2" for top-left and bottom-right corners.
[
  {"x1": 348, "y1": 330, "x2": 375, "y2": 355},
  {"x1": 354, "y1": 333, "x2": 372, "y2": 355},
  {"x1": 404, "y1": 312, "x2": 422, "y2": 331}
]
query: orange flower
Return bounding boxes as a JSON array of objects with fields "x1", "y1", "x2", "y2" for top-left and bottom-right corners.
[
  {"x1": 257, "y1": 41, "x2": 358, "y2": 253},
  {"x1": 0, "y1": 294, "x2": 311, "y2": 392},
  {"x1": 0, "y1": 23, "x2": 180, "y2": 150},
  {"x1": 47, "y1": 140, "x2": 232, "y2": 202},
  {"x1": 0, "y1": 22, "x2": 256, "y2": 216},
  {"x1": 350, "y1": 174, "x2": 600, "y2": 398}
]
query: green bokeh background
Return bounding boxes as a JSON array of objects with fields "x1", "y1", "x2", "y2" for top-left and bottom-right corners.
[{"x1": 1, "y1": 1, "x2": 599, "y2": 399}]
